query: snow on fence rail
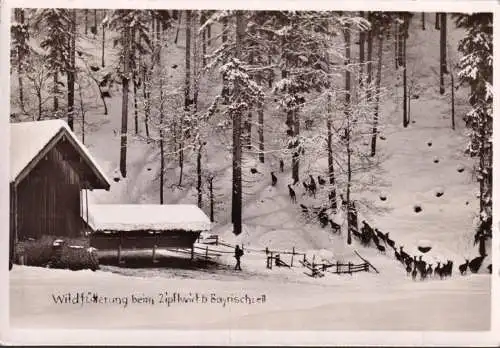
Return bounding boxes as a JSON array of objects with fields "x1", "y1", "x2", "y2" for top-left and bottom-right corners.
[{"x1": 199, "y1": 237, "x2": 372, "y2": 277}]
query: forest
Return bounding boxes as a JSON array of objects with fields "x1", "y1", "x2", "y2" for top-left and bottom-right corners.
[{"x1": 10, "y1": 9, "x2": 492, "y2": 257}]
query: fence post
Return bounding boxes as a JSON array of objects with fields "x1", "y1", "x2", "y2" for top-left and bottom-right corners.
[
  {"x1": 205, "y1": 245, "x2": 208, "y2": 262},
  {"x1": 268, "y1": 252, "x2": 273, "y2": 269},
  {"x1": 336, "y1": 260, "x2": 339, "y2": 274},
  {"x1": 215, "y1": 235, "x2": 218, "y2": 246},
  {"x1": 152, "y1": 244, "x2": 157, "y2": 263},
  {"x1": 348, "y1": 262, "x2": 352, "y2": 275},
  {"x1": 291, "y1": 247, "x2": 295, "y2": 267},
  {"x1": 303, "y1": 253, "x2": 306, "y2": 263}
]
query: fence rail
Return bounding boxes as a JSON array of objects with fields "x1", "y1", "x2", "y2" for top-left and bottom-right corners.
[{"x1": 194, "y1": 236, "x2": 375, "y2": 277}]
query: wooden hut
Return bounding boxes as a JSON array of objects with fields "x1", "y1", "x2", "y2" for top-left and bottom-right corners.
[
  {"x1": 85, "y1": 204, "x2": 211, "y2": 263},
  {"x1": 10, "y1": 120, "x2": 111, "y2": 266}
]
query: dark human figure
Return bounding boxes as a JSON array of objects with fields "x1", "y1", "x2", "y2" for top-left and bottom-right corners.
[
  {"x1": 271, "y1": 172, "x2": 277, "y2": 186},
  {"x1": 279, "y1": 159, "x2": 284, "y2": 173},
  {"x1": 288, "y1": 184, "x2": 297, "y2": 203},
  {"x1": 234, "y1": 245, "x2": 244, "y2": 271}
]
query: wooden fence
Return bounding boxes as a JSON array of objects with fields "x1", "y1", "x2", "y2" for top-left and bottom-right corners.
[{"x1": 196, "y1": 236, "x2": 374, "y2": 277}]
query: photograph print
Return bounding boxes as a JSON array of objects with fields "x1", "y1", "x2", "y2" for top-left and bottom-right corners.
[{"x1": 5, "y1": 2, "x2": 494, "y2": 337}]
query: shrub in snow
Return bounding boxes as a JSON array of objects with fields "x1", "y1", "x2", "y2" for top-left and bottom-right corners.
[
  {"x1": 147, "y1": 168, "x2": 152, "y2": 171},
  {"x1": 379, "y1": 194, "x2": 387, "y2": 201},
  {"x1": 466, "y1": 201, "x2": 469, "y2": 205},
  {"x1": 433, "y1": 157, "x2": 440, "y2": 163},
  {"x1": 435, "y1": 187, "x2": 444, "y2": 197},
  {"x1": 414, "y1": 205, "x2": 422, "y2": 213},
  {"x1": 457, "y1": 165, "x2": 465, "y2": 173},
  {"x1": 17, "y1": 236, "x2": 98, "y2": 271},
  {"x1": 427, "y1": 141, "x2": 433, "y2": 147},
  {"x1": 379, "y1": 135, "x2": 387, "y2": 140},
  {"x1": 417, "y1": 240, "x2": 432, "y2": 253},
  {"x1": 250, "y1": 167, "x2": 259, "y2": 174}
]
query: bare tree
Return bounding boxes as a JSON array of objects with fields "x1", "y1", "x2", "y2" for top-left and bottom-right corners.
[
  {"x1": 120, "y1": 25, "x2": 131, "y2": 178},
  {"x1": 67, "y1": 9, "x2": 76, "y2": 130},
  {"x1": 439, "y1": 12, "x2": 448, "y2": 95}
]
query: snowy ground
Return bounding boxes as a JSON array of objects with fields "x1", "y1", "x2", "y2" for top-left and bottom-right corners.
[
  {"x1": 7, "y1": 10, "x2": 494, "y2": 337},
  {"x1": 9, "y1": 265, "x2": 490, "y2": 331}
]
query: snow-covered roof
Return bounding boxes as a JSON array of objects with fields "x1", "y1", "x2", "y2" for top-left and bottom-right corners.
[
  {"x1": 10, "y1": 120, "x2": 111, "y2": 189},
  {"x1": 85, "y1": 204, "x2": 212, "y2": 232}
]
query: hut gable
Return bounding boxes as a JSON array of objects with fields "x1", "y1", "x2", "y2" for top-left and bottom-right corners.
[
  {"x1": 10, "y1": 120, "x2": 110, "y2": 190},
  {"x1": 86, "y1": 204, "x2": 212, "y2": 232}
]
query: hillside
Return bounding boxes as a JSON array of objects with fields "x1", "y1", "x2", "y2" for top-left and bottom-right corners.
[{"x1": 41, "y1": 13, "x2": 485, "y2": 270}]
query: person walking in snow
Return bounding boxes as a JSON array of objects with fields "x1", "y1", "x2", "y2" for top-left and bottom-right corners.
[{"x1": 234, "y1": 245, "x2": 244, "y2": 271}]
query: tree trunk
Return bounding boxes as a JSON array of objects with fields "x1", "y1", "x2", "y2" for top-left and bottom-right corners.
[
  {"x1": 17, "y1": 9, "x2": 25, "y2": 112},
  {"x1": 232, "y1": 11, "x2": 244, "y2": 235},
  {"x1": 101, "y1": 23, "x2": 105, "y2": 67},
  {"x1": 440, "y1": 13, "x2": 447, "y2": 95},
  {"x1": 246, "y1": 112, "x2": 252, "y2": 149},
  {"x1": 371, "y1": 33, "x2": 383, "y2": 156},
  {"x1": 37, "y1": 90, "x2": 42, "y2": 120},
  {"x1": 185, "y1": 10, "x2": 192, "y2": 109},
  {"x1": 67, "y1": 9, "x2": 76, "y2": 131},
  {"x1": 159, "y1": 69, "x2": 165, "y2": 204},
  {"x1": 119, "y1": 26, "x2": 130, "y2": 178},
  {"x1": 94, "y1": 10, "x2": 98, "y2": 34},
  {"x1": 222, "y1": 17, "x2": 228, "y2": 43},
  {"x1": 207, "y1": 23, "x2": 211, "y2": 46},
  {"x1": 209, "y1": 177, "x2": 214, "y2": 222},
  {"x1": 394, "y1": 23, "x2": 398, "y2": 69},
  {"x1": 174, "y1": 11, "x2": 182, "y2": 44},
  {"x1": 435, "y1": 12, "x2": 440, "y2": 30},
  {"x1": 421, "y1": 12, "x2": 425, "y2": 30},
  {"x1": 292, "y1": 109, "x2": 300, "y2": 185},
  {"x1": 84, "y1": 9, "x2": 88, "y2": 34},
  {"x1": 366, "y1": 17, "x2": 374, "y2": 117},
  {"x1": 197, "y1": 141, "x2": 202, "y2": 208},
  {"x1": 344, "y1": 25, "x2": 352, "y2": 245},
  {"x1": 77, "y1": 79, "x2": 86, "y2": 144},
  {"x1": 451, "y1": 70, "x2": 455, "y2": 130},
  {"x1": 53, "y1": 72, "x2": 59, "y2": 112},
  {"x1": 201, "y1": 12, "x2": 207, "y2": 67},
  {"x1": 258, "y1": 96, "x2": 264, "y2": 163},
  {"x1": 178, "y1": 10, "x2": 192, "y2": 187},
  {"x1": 327, "y1": 94, "x2": 335, "y2": 185},
  {"x1": 359, "y1": 11, "x2": 366, "y2": 88},
  {"x1": 142, "y1": 67, "x2": 150, "y2": 138},
  {"x1": 398, "y1": 19, "x2": 404, "y2": 68},
  {"x1": 133, "y1": 77, "x2": 139, "y2": 134},
  {"x1": 403, "y1": 22, "x2": 408, "y2": 128}
]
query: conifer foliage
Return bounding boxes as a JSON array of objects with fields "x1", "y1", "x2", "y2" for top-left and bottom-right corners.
[{"x1": 455, "y1": 13, "x2": 493, "y2": 256}]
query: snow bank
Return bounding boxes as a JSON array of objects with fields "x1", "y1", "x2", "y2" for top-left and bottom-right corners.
[{"x1": 86, "y1": 204, "x2": 211, "y2": 232}]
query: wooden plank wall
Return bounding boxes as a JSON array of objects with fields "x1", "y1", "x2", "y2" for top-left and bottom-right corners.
[{"x1": 16, "y1": 145, "x2": 83, "y2": 240}]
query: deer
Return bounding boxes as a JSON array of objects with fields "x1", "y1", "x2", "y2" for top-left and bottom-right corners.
[
  {"x1": 288, "y1": 184, "x2": 296, "y2": 203},
  {"x1": 271, "y1": 172, "x2": 277, "y2": 186},
  {"x1": 459, "y1": 259, "x2": 469, "y2": 275}
]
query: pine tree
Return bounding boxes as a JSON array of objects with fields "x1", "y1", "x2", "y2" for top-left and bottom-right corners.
[
  {"x1": 67, "y1": 10, "x2": 76, "y2": 130},
  {"x1": 11, "y1": 9, "x2": 30, "y2": 113},
  {"x1": 106, "y1": 10, "x2": 152, "y2": 178},
  {"x1": 32, "y1": 9, "x2": 72, "y2": 116},
  {"x1": 455, "y1": 13, "x2": 493, "y2": 256}
]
